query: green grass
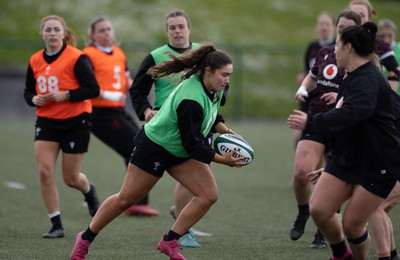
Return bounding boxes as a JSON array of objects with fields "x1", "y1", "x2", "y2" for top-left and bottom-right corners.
[
  {"x1": 1, "y1": 118, "x2": 400, "y2": 259},
  {"x1": 2, "y1": 1, "x2": 400, "y2": 118}
]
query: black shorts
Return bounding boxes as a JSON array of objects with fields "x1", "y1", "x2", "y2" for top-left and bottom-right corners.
[
  {"x1": 300, "y1": 130, "x2": 330, "y2": 153},
  {"x1": 299, "y1": 99, "x2": 310, "y2": 112},
  {"x1": 360, "y1": 178, "x2": 398, "y2": 199},
  {"x1": 129, "y1": 128, "x2": 188, "y2": 178},
  {"x1": 326, "y1": 159, "x2": 398, "y2": 199},
  {"x1": 91, "y1": 107, "x2": 139, "y2": 161},
  {"x1": 34, "y1": 114, "x2": 91, "y2": 154},
  {"x1": 205, "y1": 132, "x2": 213, "y2": 147}
]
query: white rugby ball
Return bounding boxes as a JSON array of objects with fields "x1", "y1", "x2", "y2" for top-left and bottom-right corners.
[{"x1": 213, "y1": 134, "x2": 254, "y2": 165}]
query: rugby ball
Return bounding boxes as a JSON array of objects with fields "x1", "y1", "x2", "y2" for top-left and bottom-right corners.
[{"x1": 213, "y1": 134, "x2": 254, "y2": 165}]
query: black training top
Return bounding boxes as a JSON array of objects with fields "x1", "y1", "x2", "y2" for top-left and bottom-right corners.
[{"x1": 306, "y1": 62, "x2": 400, "y2": 183}]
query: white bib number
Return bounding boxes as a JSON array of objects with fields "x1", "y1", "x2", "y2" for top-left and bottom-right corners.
[
  {"x1": 37, "y1": 75, "x2": 59, "y2": 93},
  {"x1": 112, "y1": 66, "x2": 122, "y2": 89}
]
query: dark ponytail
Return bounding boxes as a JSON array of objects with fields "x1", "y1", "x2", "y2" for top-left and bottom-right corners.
[
  {"x1": 340, "y1": 22, "x2": 377, "y2": 56},
  {"x1": 147, "y1": 44, "x2": 232, "y2": 82}
]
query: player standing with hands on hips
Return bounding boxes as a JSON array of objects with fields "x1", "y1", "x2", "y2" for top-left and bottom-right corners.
[
  {"x1": 288, "y1": 22, "x2": 400, "y2": 260},
  {"x1": 71, "y1": 44, "x2": 245, "y2": 260},
  {"x1": 83, "y1": 17, "x2": 158, "y2": 216},
  {"x1": 23, "y1": 15, "x2": 100, "y2": 238}
]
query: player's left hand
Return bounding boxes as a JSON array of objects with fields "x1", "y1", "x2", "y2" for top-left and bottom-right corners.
[
  {"x1": 321, "y1": 92, "x2": 338, "y2": 105},
  {"x1": 307, "y1": 168, "x2": 324, "y2": 184},
  {"x1": 287, "y1": 109, "x2": 307, "y2": 130},
  {"x1": 214, "y1": 149, "x2": 246, "y2": 168},
  {"x1": 44, "y1": 91, "x2": 68, "y2": 102}
]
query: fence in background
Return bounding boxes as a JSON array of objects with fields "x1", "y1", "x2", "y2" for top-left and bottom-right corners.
[{"x1": 0, "y1": 39, "x2": 304, "y2": 118}]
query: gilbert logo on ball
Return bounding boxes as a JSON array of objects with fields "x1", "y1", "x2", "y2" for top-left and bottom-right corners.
[{"x1": 213, "y1": 134, "x2": 254, "y2": 165}]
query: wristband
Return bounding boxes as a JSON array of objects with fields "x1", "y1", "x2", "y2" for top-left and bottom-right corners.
[
  {"x1": 102, "y1": 91, "x2": 123, "y2": 101},
  {"x1": 296, "y1": 86, "x2": 308, "y2": 97}
]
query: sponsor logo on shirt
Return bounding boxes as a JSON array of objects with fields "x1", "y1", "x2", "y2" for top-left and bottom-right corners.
[
  {"x1": 323, "y1": 64, "x2": 338, "y2": 80},
  {"x1": 316, "y1": 64, "x2": 340, "y2": 89}
]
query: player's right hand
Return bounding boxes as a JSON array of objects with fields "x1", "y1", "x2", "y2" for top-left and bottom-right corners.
[
  {"x1": 144, "y1": 108, "x2": 158, "y2": 122},
  {"x1": 32, "y1": 94, "x2": 49, "y2": 106}
]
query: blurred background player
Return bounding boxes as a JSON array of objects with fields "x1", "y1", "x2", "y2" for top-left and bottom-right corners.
[
  {"x1": 348, "y1": 0, "x2": 400, "y2": 91},
  {"x1": 83, "y1": 17, "x2": 158, "y2": 217},
  {"x1": 23, "y1": 15, "x2": 100, "y2": 238},
  {"x1": 377, "y1": 18, "x2": 400, "y2": 93},
  {"x1": 293, "y1": 12, "x2": 335, "y2": 149},
  {"x1": 296, "y1": 12, "x2": 336, "y2": 85}
]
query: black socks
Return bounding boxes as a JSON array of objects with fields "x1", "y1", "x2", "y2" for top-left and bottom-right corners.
[
  {"x1": 81, "y1": 227, "x2": 98, "y2": 242},
  {"x1": 298, "y1": 204, "x2": 310, "y2": 217},
  {"x1": 165, "y1": 230, "x2": 181, "y2": 241},
  {"x1": 330, "y1": 240, "x2": 347, "y2": 259},
  {"x1": 50, "y1": 214, "x2": 63, "y2": 231}
]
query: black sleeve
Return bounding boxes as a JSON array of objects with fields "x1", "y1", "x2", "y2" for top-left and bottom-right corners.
[
  {"x1": 381, "y1": 55, "x2": 400, "y2": 82},
  {"x1": 211, "y1": 114, "x2": 225, "y2": 133},
  {"x1": 125, "y1": 60, "x2": 131, "y2": 75},
  {"x1": 306, "y1": 112, "x2": 332, "y2": 136},
  {"x1": 70, "y1": 55, "x2": 100, "y2": 102},
  {"x1": 177, "y1": 100, "x2": 216, "y2": 164},
  {"x1": 211, "y1": 87, "x2": 228, "y2": 132},
  {"x1": 220, "y1": 84, "x2": 229, "y2": 106},
  {"x1": 304, "y1": 44, "x2": 313, "y2": 72},
  {"x1": 24, "y1": 64, "x2": 36, "y2": 106},
  {"x1": 306, "y1": 77, "x2": 378, "y2": 134},
  {"x1": 130, "y1": 54, "x2": 156, "y2": 120},
  {"x1": 390, "y1": 89, "x2": 400, "y2": 129}
]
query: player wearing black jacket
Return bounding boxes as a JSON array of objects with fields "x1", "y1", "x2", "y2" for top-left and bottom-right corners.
[
  {"x1": 307, "y1": 61, "x2": 400, "y2": 186},
  {"x1": 288, "y1": 22, "x2": 400, "y2": 260}
]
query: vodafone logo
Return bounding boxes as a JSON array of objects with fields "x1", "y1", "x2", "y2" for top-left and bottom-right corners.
[{"x1": 323, "y1": 64, "x2": 338, "y2": 80}]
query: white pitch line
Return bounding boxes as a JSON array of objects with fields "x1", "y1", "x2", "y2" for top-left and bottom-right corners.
[{"x1": 4, "y1": 181, "x2": 27, "y2": 190}]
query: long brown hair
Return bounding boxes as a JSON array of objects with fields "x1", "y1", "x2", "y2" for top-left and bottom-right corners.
[
  {"x1": 40, "y1": 15, "x2": 78, "y2": 47},
  {"x1": 148, "y1": 44, "x2": 232, "y2": 104},
  {"x1": 147, "y1": 44, "x2": 232, "y2": 81}
]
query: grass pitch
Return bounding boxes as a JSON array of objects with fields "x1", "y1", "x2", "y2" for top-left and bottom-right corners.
[{"x1": 1, "y1": 118, "x2": 400, "y2": 259}]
